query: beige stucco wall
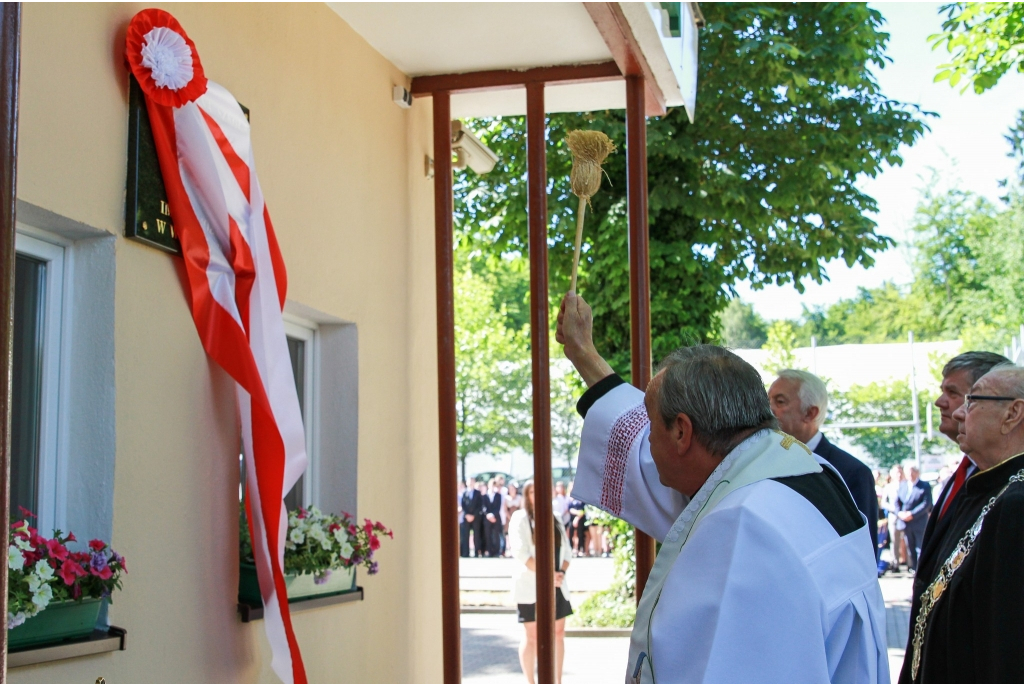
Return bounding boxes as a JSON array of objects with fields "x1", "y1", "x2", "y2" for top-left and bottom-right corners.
[{"x1": 11, "y1": 3, "x2": 441, "y2": 682}]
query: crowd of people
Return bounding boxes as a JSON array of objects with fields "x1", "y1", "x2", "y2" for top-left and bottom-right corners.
[
  {"x1": 460, "y1": 294, "x2": 1024, "y2": 684},
  {"x1": 554, "y1": 290, "x2": 1024, "y2": 683},
  {"x1": 458, "y1": 475, "x2": 614, "y2": 559}
]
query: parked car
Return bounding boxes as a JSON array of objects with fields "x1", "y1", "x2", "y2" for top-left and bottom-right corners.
[{"x1": 470, "y1": 471, "x2": 514, "y2": 486}]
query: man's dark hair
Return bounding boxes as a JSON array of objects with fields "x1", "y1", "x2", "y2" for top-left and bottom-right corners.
[
  {"x1": 942, "y1": 351, "x2": 1011, "y2": 385},
  {"x1": 655, "y1": 345, "x2": 778, "y2": 457}
]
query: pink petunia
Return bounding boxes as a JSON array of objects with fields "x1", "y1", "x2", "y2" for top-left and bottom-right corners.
[
  {"x1": 91, "y1": 565, "x2": 113, "y2": 580},
  {"x1": 46, "y1": 539, "x2": 69, "y2": 561},
  {"x1": 369, "y1": 534, "x2": 380, "y2": 551},
  {"x1": 58, "y1": 559, "x2": 86, "y2": 586},
  {"x1": 64, "y1": 532, "x2": 77, "y2": 543},
  {"x1": 88, "y1": 539, "x2": 106, "y2": 552}
]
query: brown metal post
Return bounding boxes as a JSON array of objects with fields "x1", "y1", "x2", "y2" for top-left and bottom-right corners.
[
  {"x1": 526, "y1": 82, "x2": 556, "y2": 685},
  {"x1": 432, "y1": 90, "x2": 462, "y2": 685},
  {"x1": 625, "y1": 74, "x2": 655, "y2": 603},
  {"x1": 0, "y1": 4, "x2": 19, "y2": 680}
]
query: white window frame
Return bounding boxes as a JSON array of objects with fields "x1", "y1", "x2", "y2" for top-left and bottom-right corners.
[
  {"x1": 283, "y1": 314, "x2": 319, "y2": 508},
  {"x1": 14, "y1": 229, "x2": 69, "y2": 536}
]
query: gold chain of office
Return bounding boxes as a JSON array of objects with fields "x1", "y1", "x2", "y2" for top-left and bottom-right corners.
[{"x1": 911, "y1": 467, "x2": 1024, "y2": 680}]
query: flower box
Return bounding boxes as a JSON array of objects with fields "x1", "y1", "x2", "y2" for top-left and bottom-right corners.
[
  {"x1": 238, "y1": 563, "x2": 355, "y2": 607},
  {"x1": 8, "y1": 597, "x2": 103, "y2": 651}
]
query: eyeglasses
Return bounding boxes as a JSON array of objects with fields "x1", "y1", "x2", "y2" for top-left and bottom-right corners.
[{"x1": 964, "y1": 394, "x2": 1021, "y2": 410}]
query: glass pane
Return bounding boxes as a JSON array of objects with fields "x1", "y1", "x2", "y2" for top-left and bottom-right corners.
[
  {"x1": 283, "y1": 336, "x2": 305, "y2": 511},
  {"x1": 12, "y1": 254, "x2": 46, "y2": 522}
]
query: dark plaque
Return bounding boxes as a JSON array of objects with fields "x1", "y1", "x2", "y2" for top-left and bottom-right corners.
[
  {"x1": 124, "y1": 76, "x2": 248, "y2": 255},
  {"x1": 125, "y1": 74, "x2": 180, "y2": 254}
]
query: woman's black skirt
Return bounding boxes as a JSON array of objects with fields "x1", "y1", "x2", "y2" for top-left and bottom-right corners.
[{"x1": 517, "y1": 588, "x2": 573, "y2": 623}]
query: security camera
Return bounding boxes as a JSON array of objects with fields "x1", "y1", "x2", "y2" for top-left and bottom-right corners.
[{"x1": 451, "y1": 120, "x2": 499, "y2": 175}]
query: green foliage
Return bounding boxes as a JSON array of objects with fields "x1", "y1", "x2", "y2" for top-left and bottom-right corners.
[
  {"x1": 453, "y1": 252, "x2": 532, "y2": 478},
  {"x1": 789, "y1": 184, "x2": 1024, "y2": 351},
  {"x1": 931, "y1": 2, "x2": 1024, "y2": 94},
  {"x1": 572, "y1": 510, "x2": 636, "y2": 628},
  {"x1": 720, "y1": 299, "x2": 768, "y2": 348},
  {"x1": 456, "y1": 3, "x2": 927, "y2": 376},
  {"x1": 763, "y1": 320, "x2": 801, "y2": 374},
  {"x1": 831, "y1": 380, "x2": 951, "y2": 468}
]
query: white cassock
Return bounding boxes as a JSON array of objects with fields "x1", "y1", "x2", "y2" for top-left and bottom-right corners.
[{"x1": 572, "y1": 380, "x2": 889, "y2": 684}]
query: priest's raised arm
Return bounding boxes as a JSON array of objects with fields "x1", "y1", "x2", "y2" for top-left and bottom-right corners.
[{"x1": 555, "y1": 293, "x2": 687, "y2": 540}]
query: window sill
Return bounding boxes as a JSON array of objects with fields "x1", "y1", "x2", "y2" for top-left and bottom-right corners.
[
  {"x1": 9, "y1": 626, "x2": 126, "y2": 668},
  {"x1": 238, "y1": 587, "x2": 364, "y2": 623}
]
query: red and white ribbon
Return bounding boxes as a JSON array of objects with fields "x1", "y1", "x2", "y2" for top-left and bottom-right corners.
[{"x1": 126, "y1": 10, "x2": 307, "y2": 683}]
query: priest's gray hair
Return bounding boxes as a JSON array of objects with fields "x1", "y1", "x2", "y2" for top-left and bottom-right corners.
[
  {"x1": 655, "y1": 345, "x2": 778, "y2": 457},
  {"x1": 982, "y1": 363, "x2": 1024, "y2": 400},
  {"x1": 943, "y1": 351, "x2": 1011, "y2": 385},
  {"x1": 777, "y1": 369, "x2": 829, "y2": 429}
]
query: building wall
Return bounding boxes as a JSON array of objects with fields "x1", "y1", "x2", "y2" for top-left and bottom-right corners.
[{"x1": 11, "y1": 3, "x2": 441, "y2": 682}]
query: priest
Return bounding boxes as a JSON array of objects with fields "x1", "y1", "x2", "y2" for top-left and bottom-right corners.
[
  {"x1": 557, "y1": 293, "x2": 888, "y2": 684},
  {"x1": 906, "y1": 364, "x2": 1024, "y2": 683}
]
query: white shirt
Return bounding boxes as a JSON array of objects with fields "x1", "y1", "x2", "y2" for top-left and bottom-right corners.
[
  {"x1": 552, "y1": 494, "x2": 570, "y2": 525},
  {"x1": 572, "y1": 382, "x2": 889, "y2": 684},
  {"x1": 508, "y1": 509, "x2": 573, "y2": 604},
  {"x1": 806, "y1": 430, "x2": 824, "y2": 451}
]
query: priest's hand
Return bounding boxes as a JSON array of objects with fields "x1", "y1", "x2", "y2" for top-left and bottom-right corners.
[{"x1": 557, "y1": 292, "x2": 614, "y2": 387}]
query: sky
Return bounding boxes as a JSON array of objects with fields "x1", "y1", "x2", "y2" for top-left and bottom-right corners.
[{"x1": 734, "y1": 2, "x2": 1024, "y2": 322}]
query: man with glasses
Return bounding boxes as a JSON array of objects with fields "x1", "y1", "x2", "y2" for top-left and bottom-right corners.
[
  {"x1": 901, "y1": 363, "x2": 1024, "y2": 683},
  {"x1": 898, "y1": 351, "x2": 1007, "y2": 682}
]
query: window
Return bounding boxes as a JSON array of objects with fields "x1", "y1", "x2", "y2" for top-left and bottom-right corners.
[
  {"x1": 283, "y1": 317, "x2": 318, "y2": 510},
  {"x1": 12, "y1": 233, "x2": 66, "y2": 535},
  {"x1": 238, "y1": 304, "x2": 356, "y2": 519}
]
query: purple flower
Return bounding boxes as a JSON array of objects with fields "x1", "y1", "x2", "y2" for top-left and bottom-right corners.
[
  {"x1": 313, "y1": 570, "x2": 332, "y2": 585},
  {"x1": 351, "y1": 553, "x2": 363, "y2": 565},
  {"x1": 90, "y1": 551, "x2": 109, "y2": 573},
  {"x1": 368, "y1": 561, "x2": 379, "y2": 575}
]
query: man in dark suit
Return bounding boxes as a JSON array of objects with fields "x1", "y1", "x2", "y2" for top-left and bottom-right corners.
[
  {"x1": 769, "y1": 369, "x2": 877, "y2": 552},
  {"x1": 897, "y1": 350, "x2": 1010, "y2": 682},
  {"x1": 482, "y1": 479, "x2": 504, "y2": 557},
  {"x1": 460, "y1": 477, "x2": 484, "y2": 557},
  {"x1": 896, "y1": 465, "x2": 932, "y2": 571}
]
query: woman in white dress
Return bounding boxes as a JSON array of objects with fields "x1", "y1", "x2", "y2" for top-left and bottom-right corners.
[{"x1": 509, "y1": 480, "x2": 573, "y2": 684}]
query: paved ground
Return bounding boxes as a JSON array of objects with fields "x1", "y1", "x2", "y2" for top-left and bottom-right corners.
[
  {"x1": 463, "y1": 612, "x2": 630, "y2": 684},
  {"x1": 462, "y1": 558, "x2": 916, "y2": 684}
]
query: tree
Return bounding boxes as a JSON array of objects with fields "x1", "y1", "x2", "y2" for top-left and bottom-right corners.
[
  {"x1": 454, "y1": 255, "x2": 532, "y2": 480},
  {"x1": 830, "y1": 380, "x2": 953, "y2": 469},
  {"x1": 763, "y1": 320, "x2": 801, "y2": 374},
  {"x1": 832, "y1": 380, "x2": 915, "y2": 469},
  {"x1": 456, "y1": 3, "x2": 928, "y2": 377},
  {"x1": 720, "y1": 299, "x2": 768, "y2": 349},
  {"x1": 932, "y1": 2, "x2": 1024, "y2": 93}
]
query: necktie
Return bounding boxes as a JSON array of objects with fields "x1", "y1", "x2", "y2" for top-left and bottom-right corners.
[{"x1": 939, "y1": 456, "x2": 971, "y2": 519}]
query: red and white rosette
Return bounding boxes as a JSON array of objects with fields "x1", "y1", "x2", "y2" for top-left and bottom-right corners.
[
  {"x1": 125, "y1": 9, "x2": 207, "y2": 106},
  {"x1": 126, "y1": 10, "x2": 307, "y2": 684}
]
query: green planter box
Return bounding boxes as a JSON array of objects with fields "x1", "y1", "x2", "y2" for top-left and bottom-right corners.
[
  {"x1": 8, "y1": 598, "x2": 103, "y2": 651},
  {"x1": 239, "y1": 563, "x2": 356, "y2": 606}
]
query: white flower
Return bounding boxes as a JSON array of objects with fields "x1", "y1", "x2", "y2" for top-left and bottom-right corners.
[
  {"x1": 8, "y1": 612, "x2": 26, "y2": 629},
  {"x1": 289, "y1": 527, "x2": 305, "y2": 545},
  {"x1": 26, "y1": 574, "x2": 41, "y2": 593},
  {"x1": 141, "y1": 27, "x2": 194, "y2": 91},
  {"x1": 339, "y1": 541, "x2": 354, "y2": 559},
  {"x1": 31, "y1": 582, "x2": 52, "y2": 610},
  {"x1": 13, "y1": 536, "x2": 30, "y2": 552},
  {"x1": 8, "y1": 545, "x2": 23, "y2": 571},
  {"x1": 34, "y1": 559, "x2": 54, "y2": 581},
  {"x1": 333, "y1": 528, "x2": 348, "y2": 545}
]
